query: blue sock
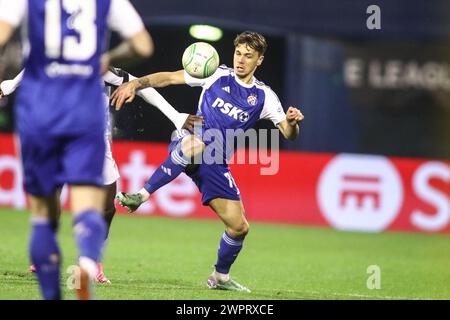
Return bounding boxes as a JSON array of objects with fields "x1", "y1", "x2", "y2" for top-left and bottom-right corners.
[
  {"x1": 73, "y1": 210, "x2": 106, "y2": 262},
  {"x1": 29, "y1": 218, "x2": 61, "y2": 300},
  {"x1": 144, "y1": 146, "x2": 189, "y2": 194},
  {"x1": 214, "y1": 231, "x2": 244, "y2": 274}
]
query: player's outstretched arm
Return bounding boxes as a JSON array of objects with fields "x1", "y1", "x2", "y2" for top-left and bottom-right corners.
[
  {"x1": 104, "y1": 68, "x2": 202, "y2": 131},
  {"x1": 277, "y1": 107, "x2": 304, "y2": 141},
  {"x1": 110, "y1": 70, "x2": 186, "y2": 110}
]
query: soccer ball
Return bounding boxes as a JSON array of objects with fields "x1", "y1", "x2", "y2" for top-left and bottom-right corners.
[{"x1": 182, "y1": 42, "x2": 220, "y2": 79}]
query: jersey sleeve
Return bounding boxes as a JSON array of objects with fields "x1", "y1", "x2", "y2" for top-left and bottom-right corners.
[
  {"x1": 0, "y1": 69, "x2": 24, "y2": 95},
  {"x1": 0, "y1": 0, "x2": 27, "y2": 27},
  {"x1": 184, "y1": 65, "x2": 230, "y2": 89},
  {"x1": 103, "y1": 67, "x2": 129, "y2": 86},
  {"x1": 259, "y1": 87, "x2": 286, "y2": 126},
  {"x1": 107, "y1": 0, "x2": 145, "y2": 39}
]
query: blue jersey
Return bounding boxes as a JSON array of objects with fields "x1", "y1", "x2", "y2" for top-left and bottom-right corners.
[
  {"x1": 16, "y1": 0, "x2": 112, "y2": 135},
  {"x1": 0, "y1": 0, "x2": 144, "y2": 195},
  {"x1": 185, "y1": 65, "x2": 286, "y2": 160}
]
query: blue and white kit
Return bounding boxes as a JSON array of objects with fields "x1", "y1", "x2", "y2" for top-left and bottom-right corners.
[
  {"x1": 172, "y1": 65, "x2": 286, "y2": 204},
  {"x1": 0, "y1": 0, "x2": 144, "y2": 195}
]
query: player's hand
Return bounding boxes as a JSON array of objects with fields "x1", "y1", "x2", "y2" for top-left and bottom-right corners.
[
  {"x1": 286, "y1": 106, "x2": 304, "y2": 126},
  {"x1": 0, "y1": 88, "x2": 4, "y2": 98},
  {"x1": 182, "y1": 114, "x2": 204, "y2": 132},
  {"x1": 110, "y1": 80, "x2": 139, "y2": 111}
]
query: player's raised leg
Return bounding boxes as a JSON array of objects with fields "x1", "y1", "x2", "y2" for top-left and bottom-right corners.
[
  {"x1": 207, "y1": 198, "x2": 251, "y2": 292},
  {"x1": 117, "y1": 132, "x2": 205, "y2": 212}
]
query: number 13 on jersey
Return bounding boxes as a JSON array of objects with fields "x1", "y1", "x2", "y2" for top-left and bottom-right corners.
[{"x1": 45, "y1": 0, "x2": 97, "y2": 61}]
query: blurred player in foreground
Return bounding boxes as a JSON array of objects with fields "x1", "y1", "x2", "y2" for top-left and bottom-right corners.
[
  {"x1": 0, "y1": 67, "x2": 202, "y2": 283},
  {"x1": 111, "y1": 31, "x2": 304, "y2": 292},
  {"x1": 0, "y1": 0, "x2": 152, "y2": 299}
]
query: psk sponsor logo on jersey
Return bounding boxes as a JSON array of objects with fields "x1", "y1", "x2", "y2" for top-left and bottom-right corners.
[
  {"x1": 211, "y1": 97, "x2": 250, "y2": 122},
  {"x1": 247, "y1": 94, "x2": 258, "y2": 106}
]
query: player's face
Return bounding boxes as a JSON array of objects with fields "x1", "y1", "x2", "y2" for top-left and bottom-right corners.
[{"x1": 233, "y1": 44, "x2": 264, "y2": 81}]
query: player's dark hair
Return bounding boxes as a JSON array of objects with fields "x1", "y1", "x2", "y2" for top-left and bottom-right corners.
[{"x1": 233, "y1": 31, "x2": 267, "y2": 56}]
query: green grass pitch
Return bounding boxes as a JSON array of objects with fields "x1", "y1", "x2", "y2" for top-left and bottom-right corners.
[{"x1": 0, "y1": 208, "x2": 449, "y2": 300}]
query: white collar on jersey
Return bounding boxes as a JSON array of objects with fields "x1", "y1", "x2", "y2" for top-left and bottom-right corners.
[{"x1": 233, "y1": 72, "x2": 256, "y2": 88}]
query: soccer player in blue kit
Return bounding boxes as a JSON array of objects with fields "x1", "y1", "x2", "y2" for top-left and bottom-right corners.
[
  {"x1": 111, "y1": 31, "x2": 304, "y2": 292},
  {"x1": 0, "y1": 0, "x2": 153, "y2": 299}
]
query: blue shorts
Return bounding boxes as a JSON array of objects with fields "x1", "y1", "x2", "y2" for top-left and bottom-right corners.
[
  {"x1": 168, "y1": 130, "x2": 241, "y2": 205},
  {"x1": 18, "y1": 129, "x2": 105, "y2": 196}
]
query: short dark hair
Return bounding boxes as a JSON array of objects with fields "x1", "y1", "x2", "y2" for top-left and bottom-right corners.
[{"x1": 233, "y1": 31, "x2": 267, "y2": 56}]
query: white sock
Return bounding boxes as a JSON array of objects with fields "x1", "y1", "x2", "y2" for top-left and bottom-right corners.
[
  {"x1": 138, "y1": 188, "x2": 150, "y2": 202},
  {"x1": 214, "y1": 270, "x2": 230, "y2": 282},
  {"x1": 79, "y1": 256, "x2": 98, "y2": 279}
]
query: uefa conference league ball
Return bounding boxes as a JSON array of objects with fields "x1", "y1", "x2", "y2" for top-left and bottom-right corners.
[{"x1": 182, "y1": 42, "x2": 220, "y2": 79}]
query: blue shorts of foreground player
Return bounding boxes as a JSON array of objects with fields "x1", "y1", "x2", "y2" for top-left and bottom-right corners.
[
  {"x1": 18, "y1": 129, "x2": 105, "y2": 196},
  {"x1": 168, "y1": 130, "x2": 241, "y2": 206}
]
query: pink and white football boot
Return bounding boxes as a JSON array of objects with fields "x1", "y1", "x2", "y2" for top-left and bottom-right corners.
[{"x1": 95, "y1": 263, "x2": 111, "y2": 284}]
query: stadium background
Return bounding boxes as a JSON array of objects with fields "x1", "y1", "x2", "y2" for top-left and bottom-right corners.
[
  {"x1": 1, "y1": 0, "x2": 448, "y2": 233},
  {"x1": 0, "y1": 0, "x2": 449, "y2": 300}
]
